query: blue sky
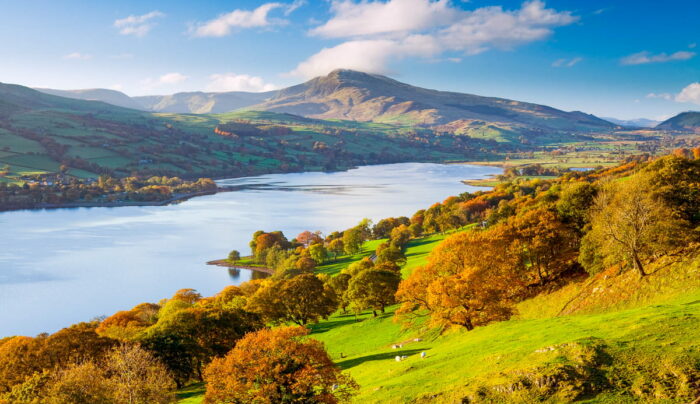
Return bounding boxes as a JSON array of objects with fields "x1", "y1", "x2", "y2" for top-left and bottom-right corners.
[{"x1": 0, "y1": 0, "x2": 698, "y2": 120}]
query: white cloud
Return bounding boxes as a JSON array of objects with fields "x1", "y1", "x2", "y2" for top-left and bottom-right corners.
[
  {"x1": 310, "y1": 0, "x2": 457, "y2": 38},
  {"x1": 290, "y1": 37, "x2": 441, "y2": 78},
  {"x1": 192, "y1": 2, "x2": 303, "y2": 37},
  {"x1": 439, "y1": 1, "x2": 577, "y2": 55},
  {"x1": 141, "y1": 72, "x2": 189, "y2": 89},
  {"x1": 285, "y1": 0, "x2": 307, "y2": 16},
  {"x1": 621, "y1": 50, "x2": 695, "y2": 65},
  {"x1": 109, "y1": 84, "x2": 124, "y2": 91},
  {"x1": 552, "y1": 56, "x2": 582, "y2": 67},
  {"x1": 114, "y1": 11, "x2": 164, "y2": 37},
  {"x1": 292, "y1": 0, "x2": 577, "y2": 78},
  {"x1": 676, "y1": 82, "x2": 700, "y2": 105},
  {"x1": 206, "y1": 73, "x2": 278, "y2": 92},
  {"x1": 646, "y1": 92, "x2": 673, "y2": 101},
  {"x1": 63, "y1": 52, "x2": 92, "y2": 60}
]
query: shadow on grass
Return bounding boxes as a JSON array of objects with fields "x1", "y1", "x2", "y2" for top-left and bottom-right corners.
[
  {"x1": 336, "y1": 349, "x2": 424, "y2": 370},
  {"x1": 176, "y1": 382, "x2": 204, "y2": 399},
  {"x1": 310, "y1": 317, "x2": 359, "y2": 334}
]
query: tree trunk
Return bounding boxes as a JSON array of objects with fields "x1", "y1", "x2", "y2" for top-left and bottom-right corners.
[
  {"x1": 372, "y1": 310, "x2": 377, "y2": 317},
  {"x1": 633, "y1": 252, "x2": 646, "y2": 277}
]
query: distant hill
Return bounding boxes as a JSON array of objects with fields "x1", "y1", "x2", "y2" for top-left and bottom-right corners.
[
  {"x1": 656, "y1": 111, "x2": 700, "y2": 132},
  {"x1": 34, "y1": 70, "x2": 614, "y2": 137},
  {"x1": 133, "y1": 91, "x2": 276, "y2": 114},
  {"x1": 248, "y1": 69, "x2": 615, "y2": 133},
  {"x1": 35, "y1": 88, "x2": 145, "y2": 110},
  {"x1": 602, "y1": 117, "x2": 660, "y2": 128},
  {"x1": 0, "y1": 82, "x2": 489, "y2": 182}
]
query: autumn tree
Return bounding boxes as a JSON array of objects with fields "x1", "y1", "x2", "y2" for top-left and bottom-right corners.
[
  {"x1": 246, "y1": 274, "x2": 337, "y2": 326},
  {"x1": 296, "y1": 230, "x2": 323, "y2": 246},
  {"x1": 44, "y1": 362, "x2": 112, "y2": 404},
  {"x1": 396, "y1": 231, "x2": 523, "y2": 330},
  {"x1": 342, "y1": 227, "x2": 363, "y2": 255},
  {"x1": 346, "y1": 269, "x2": 401, "y2": 316},
  {"x1": 581, "y1": 175, "x2": 688, "y2": 276},
  {"x1": 327, "y1": 273, "x2": 352, "y2": 314},
  {"x1": 375, "y1": 244, "x2": 407, "y2": 266},
  {"x1": 203, "y1": 327, "x2": 357, "y2": 404},
  {"x1": 104, "y1": 344, "x2": 176, "y2": 404},
  {"x1": 308, "y1": 243, "x2": 328, "y2": 264},
  {"x1": 328, "y1": 238, "x2": 344, "y2": 259},
  {"x1": 389, "y1": 224, "x2": 412, "y2": 247},
  {"x1": 141, "y1": 305, "x2": 261, "y2": 386}
]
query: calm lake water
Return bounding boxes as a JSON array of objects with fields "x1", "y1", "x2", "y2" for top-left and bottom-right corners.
[{"x1": 0, "y1": 163, "x2": 500, "y2": 337}]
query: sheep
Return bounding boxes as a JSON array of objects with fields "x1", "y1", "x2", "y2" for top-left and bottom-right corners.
[
  {"x1": 395, "y1": 356, "x2": 402, "y2": 362},
  {"x1": 420, "y1": 351, "x2": 426, "y2": 359}
]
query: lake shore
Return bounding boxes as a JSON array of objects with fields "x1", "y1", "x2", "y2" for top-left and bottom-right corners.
[
  {"x1": 0, "y1": 190, "x2": 219, "y2": 213},
  {"x1": 206, "y1": 259, "x2": 275, "y2": 275}
]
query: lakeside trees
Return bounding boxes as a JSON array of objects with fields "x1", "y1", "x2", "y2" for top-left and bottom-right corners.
[
  {"x1": 0, "y1": 175, "x2": 217, "y2": 211},
  {"x1": 2, "y1": 152, "x2": 699, "y2": 402}
]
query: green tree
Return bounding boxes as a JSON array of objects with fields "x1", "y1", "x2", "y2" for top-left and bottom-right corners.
[
  {"x1": 246, "y1": 274, "x2": 337, "y2": 326},
  {"x1": 227, "y1": 250, "x2": 240, "y2": 264},
  {"x1": 328, "y1": 238, "x2": 344, "y2": 259},
  {"x1": 346, "y1": 269, "x2": 401, "y2": 317},
  {"x1": 308, "y1": 243, "x2": 328, "y2": 264},
  {"x1": 342, "y1": 227, "x2": 363, "y2": 255}
]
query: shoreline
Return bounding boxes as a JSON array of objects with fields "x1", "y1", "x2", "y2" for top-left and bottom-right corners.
[
  {"x1": 1, "y1": 160, "x2": 498, "y2": 213},
  {"x1": 206, "y1": 259, "x2": 275, "y2": 275},
  {"x1": 0, "y1": 190, "x2": 219, "y2": 213}
]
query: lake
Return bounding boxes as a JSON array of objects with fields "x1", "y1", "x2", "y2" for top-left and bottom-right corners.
[{"x1": 0, "y1": 163, "x2": 500, "y2": 337}]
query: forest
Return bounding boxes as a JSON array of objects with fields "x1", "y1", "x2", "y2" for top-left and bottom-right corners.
[{"x1": 1, "y1": 150, "x2": 699, "y2": 403}]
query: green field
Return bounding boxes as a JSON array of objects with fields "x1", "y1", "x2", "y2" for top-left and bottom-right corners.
[{"x1": 178, "y1": 231, "x2": 700, "y2": 403}]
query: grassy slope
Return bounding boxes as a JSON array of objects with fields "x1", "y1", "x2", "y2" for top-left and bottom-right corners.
[
  {"x1": 0, "y1": 96, "x2": 470, "y2": 183},
  {"x1": 178, "y1": 234, "x2": 700, "y2": 403}
]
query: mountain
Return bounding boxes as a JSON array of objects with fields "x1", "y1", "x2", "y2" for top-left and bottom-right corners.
[
  {"x1": 133, "y1": 91, "x2": 276, "y2": 114},
  {"x1": 656, "y1": 111, "x2": 700, "y2": 132},
  {"x1": 0, "y1": 82, "x2": 485, "y2": 182},
  {"x1": 34, "y1": 70, "x2": 614, "y2": 136},
  {"x1": 247, "y1": 69, "x2": 615, "y2": 133},
  {"x1": 602, "y1": 117, "x2": 660, "y2": 128},
  {"x1": 35, "y1": 88, "x2": 145, "y2": 110}
]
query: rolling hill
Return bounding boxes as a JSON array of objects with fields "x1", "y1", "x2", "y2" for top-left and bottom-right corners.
[
  {"x1": 34, "y1": 87, "x2": 146, "y2": 110},
  {"x1": 657, "y1": 111, "x2": 700, "y2": 132},
  {"x1": 133, "y1": 90, "x2": 275, "y2": 114},
  {"x1": 0, "y1": 82, "x2": 490, "y2": 183}
]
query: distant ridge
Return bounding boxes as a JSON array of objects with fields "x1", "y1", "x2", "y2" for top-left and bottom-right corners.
[
  {"x1": 656, "y1": 111, "x2": 700, "y2": 132},
  {"x1": 602, "y1": 117, "x2": 660, "y2": 128},
  {"x1": 34, "y1": 69, "x2": 614, "y2": 133},
  {"x1": 133, "y1": 90, "x2": 276, "y2": 114},
  {"x1": 35, "y1": 88, "x2": 145, "y2": 110}
]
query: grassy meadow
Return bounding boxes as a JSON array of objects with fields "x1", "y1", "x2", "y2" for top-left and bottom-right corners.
[{"x1": 178, "y1": 231, "x2": 700, "y2": 403}]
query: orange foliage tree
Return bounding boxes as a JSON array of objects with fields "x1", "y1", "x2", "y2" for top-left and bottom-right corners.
[
  {"x1": 203, "y1": 327, "x2": 357, "y2": 404},
  {"x1": 396, "y1": 231, "x2": 524, "y2": 330}
]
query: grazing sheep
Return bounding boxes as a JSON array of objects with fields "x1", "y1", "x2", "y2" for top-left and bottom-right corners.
[
  {"x1": 420, "y1": 351, "x2": 426, "y2": 358},
  {"x1": 401, "y1": 355, "x2": 407, "y2": 360},
  {"x1": 395, "y1": 356, "x2": 402, "y2": 362}
]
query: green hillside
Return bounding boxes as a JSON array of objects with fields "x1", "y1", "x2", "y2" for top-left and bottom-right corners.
[
  {"x1": 657, "y1": 111, "x2": 700, "y2": 132},
  {"x1": 0, "y1": 83, "x2": 498, "y2": 183},
  {"x1": 176, "y1": 155, "x2": 700, "y2": 404},
  {"x1": 178, "y1": 233, "x2": 700, "y2": 403}
]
